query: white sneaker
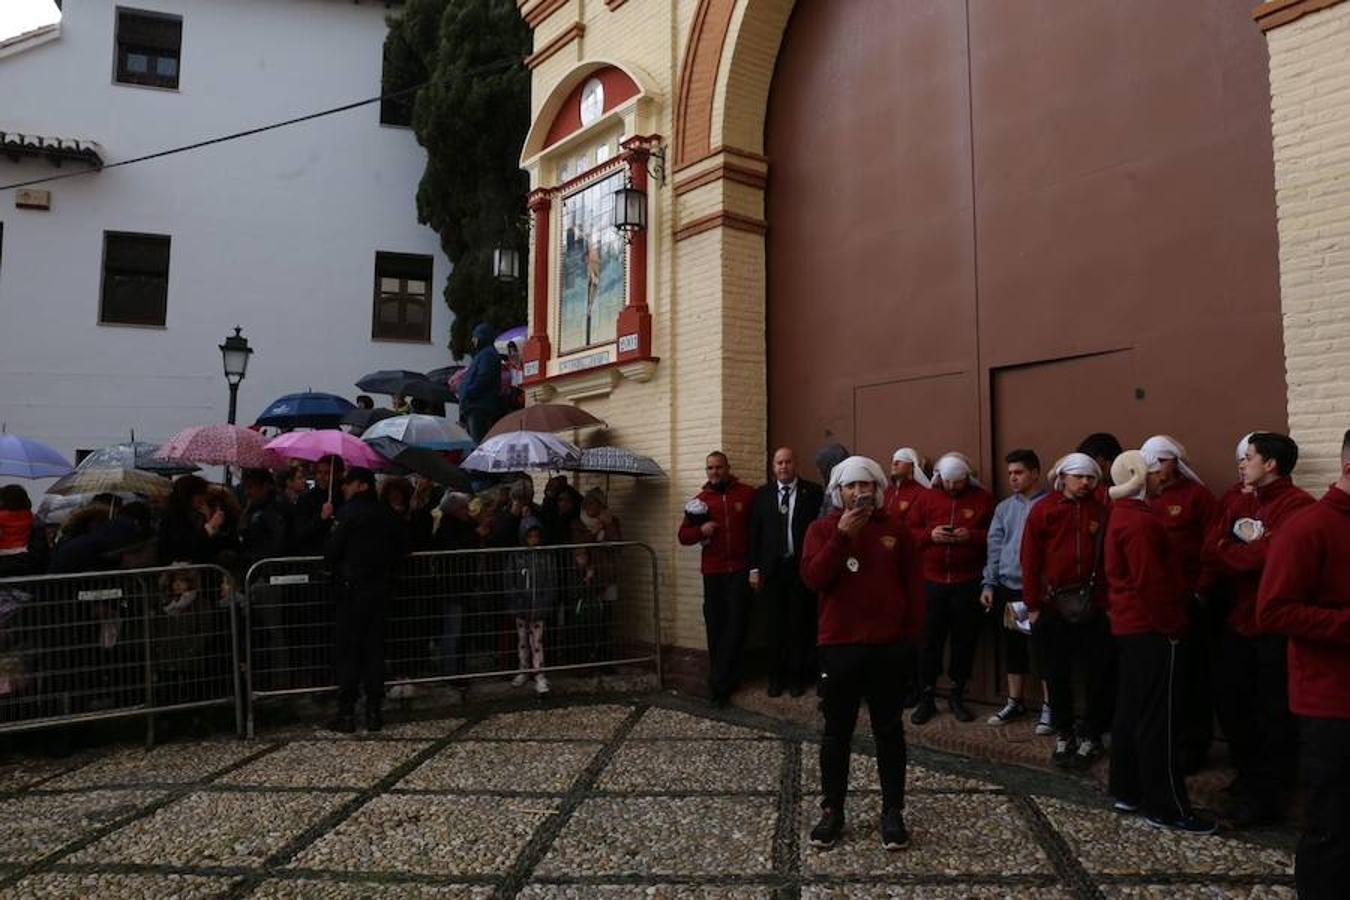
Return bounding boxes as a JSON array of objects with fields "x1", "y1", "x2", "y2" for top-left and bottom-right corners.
[
  {"x1": 510, "y1": 673, "x2": 529, "y2": 687},
  {"x1": 534, "y1": 674, "x2": 550, "y2": 694},
  {"x1": 1035, "y1": 705, "x2": 1054, "y2": 736}
]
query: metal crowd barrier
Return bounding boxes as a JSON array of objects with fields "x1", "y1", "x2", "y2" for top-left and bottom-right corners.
[
  {"x1": 0, "y1": 564, "x2": 241, "y2": 742},
  {"x1": 243, "y1": 541, "x2": 662, "y2": 737}
]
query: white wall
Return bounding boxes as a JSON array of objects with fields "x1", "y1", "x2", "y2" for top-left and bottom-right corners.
[{"x1": 0, "y1": 0, "x2": 455, "y2": 461}]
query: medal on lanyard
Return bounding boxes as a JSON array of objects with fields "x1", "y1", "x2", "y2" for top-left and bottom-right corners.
[{"x1": 846, "y1": 557, "x2": 860, "y2": 573}]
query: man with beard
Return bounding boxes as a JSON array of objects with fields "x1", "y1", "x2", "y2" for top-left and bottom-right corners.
[{"x1": 883, "y1": 447, "x2": 930, "y2": 520}]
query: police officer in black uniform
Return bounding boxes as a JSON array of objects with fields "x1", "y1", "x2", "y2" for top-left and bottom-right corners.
[{"x1": 324, "y1": 467, "x2": 405, "y2": 733}]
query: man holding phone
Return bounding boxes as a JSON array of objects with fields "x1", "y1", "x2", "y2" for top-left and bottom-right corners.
[
  {"x1": 801, "y1": 455, "x2": 925, "y2": 851},
  {"x1": 908, "y1": 453, "x2": 994, "y2": 724}
]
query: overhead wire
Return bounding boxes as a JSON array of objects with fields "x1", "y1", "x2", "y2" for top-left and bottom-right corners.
[{"x1": 0, "y1": 55, "x2": 517, "y2": 192}]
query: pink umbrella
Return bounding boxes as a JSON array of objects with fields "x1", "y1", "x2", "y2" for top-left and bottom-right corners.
[
  {"x1": 265, "y1": 431, "x2": 387, "y2": 470},
  {"x1": 158, "y1": 424, "x2": 282, "y2": 468}
]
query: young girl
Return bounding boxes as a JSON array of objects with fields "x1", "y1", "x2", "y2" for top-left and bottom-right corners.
[{"x1": 509, "y1": 517, "x2": 558, "y2": 694}]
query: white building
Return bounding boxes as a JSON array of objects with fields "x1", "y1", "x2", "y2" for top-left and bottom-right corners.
[{"x1": 0, "y1": 0, "x2": 454, "y2": 462}]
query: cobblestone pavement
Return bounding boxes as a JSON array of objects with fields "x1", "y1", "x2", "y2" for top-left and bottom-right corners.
[{"x1": 0, "y1": 696, "x2": 1296, "y2": 898}]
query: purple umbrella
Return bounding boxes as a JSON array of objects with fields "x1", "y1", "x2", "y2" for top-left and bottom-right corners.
[
  {"x1": 0, "y1": 431, "x2": 75, "y2": 479},
  {"x1": 494, "y1": 325, "x2": 528, "y2": 354}
]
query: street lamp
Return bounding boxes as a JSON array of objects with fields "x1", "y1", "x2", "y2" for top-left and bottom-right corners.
[
  {"x1": 493, "y1": 246, "x2": 521, "y2": 281},
  {"x1": 219, "y1": 326, "x2": 252, "y2": 425},
  {"x1": 613, "y1": 178, "x2": 647, "y2": 243}
]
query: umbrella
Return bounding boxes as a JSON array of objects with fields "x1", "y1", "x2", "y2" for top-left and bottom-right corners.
[
  {"x1": 157, "y1": 424, "x2": 282, "y2": 469},
  {"x1": 365, "y1": 436, "x2": 473, "y2": 492},
  {"x1": 462, "y1": 431, "x2": 581, "y2": 473},
  {"x1": 48, "y1": 467, "x2": 172, "y2": 498},
  {"x1": 255, "y1": 392, "x2": 356, "y2": 429},
  {"x1": 0, "y1": 432, "x2": 74, "y2": 479},
  {"x1": 565, "y1": 447, "x2": 666, "y2": 478},
  {"x1": 424, "y1": 365, "x2": 464, "y2": 386},
  {"x1": 361, "y1": 414, "x2": 473, "y2": 451},
  {"x1": 265, "y1": 430, "x2": 387, "y2": 470},
  {"x1": 485, "y1": 404, "x2": 606, "y2": 440},
  {"x1": 356, "y1": 370, "x2": 429, "y2": 396},
  {"x1": 395, "y1": 379, "x2": 456, "y2": 405},
  {"x1": 35, "y1": 492, "x2": 138, "y2": 526},
  {"x1": 341, "y1": 408, "x2": 398, "y2": 433},
  {"x1": 494, "y1": 325, "x2": 527, "y2": 353},
  {"x1": 79, "y1": 441, "x2": 199, "y2": 477}
]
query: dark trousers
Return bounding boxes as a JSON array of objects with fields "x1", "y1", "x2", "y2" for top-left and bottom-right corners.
[
  {"x1": 703, "y1": 572, "x2": 752, "y2": 699},
  {"x1": 1109, "y1": 634, "x2": 1193, "y2": 820},
  {"x1": 1297, "y1": 717, "x2": 1350, "y2": 900},
  {"x1": 336, "y1": 584, "x2": 388, "y2": 714},
  {"x1": 1179, "y1": 596, "x2": 1219, "y2": 768},
  {"x1": 994, "y1": 586, "x2": 1033, "y2": 676},
  {"x1": 819, "y1": 642, "x2": 909, "y2": 812},
  {"x1": 1033, "y1": 609, "x2": 1113, "y2": 739},
  {"x1": 464, "y1": 408, "x2": 495, "y2": 445},
  {"x1": 1214, "y1": 629, "x2": 1296, "y2": 808},
  {"x1": 764, "y1": 562, "x2": 817, "y2": 689},
  {"x1": 920, "y1": 579, "x2": 983, "y2": 690}
]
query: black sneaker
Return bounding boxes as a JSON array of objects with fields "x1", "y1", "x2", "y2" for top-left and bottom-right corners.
[
  {"x1": 1070, "y1": 737, "x2": 1102, "y2": 770},
  {"x1": 809, "y1": 806, "x2": 845, "y2": 849},
  {"x1": 948, "y1": 689, "x2": 974, "y2": 723},
  {"x1": 910, "y1": 692, "x2": 938, "y2": 725},
  {"x1": 1051, "y1": 736, "x2": 1077, "y2": 768},
  {"x1": 326, "y1": 714, "x2": 356, "y2": 735},
  {"x1": 1145, "y1": 813, "x2": 1217, "y2": 835},
  {"x1": 881, "y1": 807, "x2": 910, "y2": 851},
  {"x1": 1112, "y1": 798, "x2": 1141, "y2": 814},
  {"x1": 365, "y1": 708, "x2": 384, "y2": 733},
  {"x1": 987, "y1": 698, "x2": 1026, "y2": 726}
]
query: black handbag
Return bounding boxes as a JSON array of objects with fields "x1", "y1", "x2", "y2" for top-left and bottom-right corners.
[{"x1": 1046, "y1": 511, "x2": 1107, "y2": 625}]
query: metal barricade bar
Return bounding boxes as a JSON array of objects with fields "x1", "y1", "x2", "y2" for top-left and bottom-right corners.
[
  {"x1": 243, "y1": 542, "x2": 663, "y2": 737},
  {"x1": 0, "y1": 564, "x2": 240, "y2": 741}
]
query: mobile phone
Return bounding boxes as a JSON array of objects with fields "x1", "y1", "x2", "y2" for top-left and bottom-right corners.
[{"x1": 853, "y1": 493, "x2": 876, "y2": 509}]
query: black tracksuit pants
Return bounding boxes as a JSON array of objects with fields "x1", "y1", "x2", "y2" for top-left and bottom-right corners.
[
  {"x1": 703, "y1": 572, "x2": 752, "y2": 699},
  {"x1": 764, "y1": 562, "x2": 816, "y2": 689},
  {"x1": 1109, "y1": 634, "x2": 1193, "y2": 821},
  {"x1": 1033, "y1": 609, "x2": 1113, "y2": 739},
  {"x1": 819, "y1": 642, "x2": 908, "y2": 812},
  {"x1": 1297, "y1": 717, "x2": 1350, "y2": 900},
  {"x1": 336, "y1": 582, "x2": 389, "y2": 714},
  {"x1": 1214, "y1": 628, "x2": 1297, "y2": 810},
  {"x1": 920, "y1": 579, "x2": 983, "y2": 690}
]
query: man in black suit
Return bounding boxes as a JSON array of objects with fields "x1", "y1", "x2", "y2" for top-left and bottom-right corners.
[{"x1": 750, "y1": 447, "x2": 825, "y2": 697}]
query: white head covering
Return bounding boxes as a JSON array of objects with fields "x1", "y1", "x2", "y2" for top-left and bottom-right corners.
[
  {"x1": 932, "y1": 452, "x2": 981, "y2": 490},
  {"x1": 1048, "y1": 452, "x2": 1102, "y2": 492},
  {"x1": 1109, "y1": 450, "x2": 1151, "y2": 501},
  {"x1": 890, "y1": 447, "x2": 932, "y2": 489},
  {"x1": 1140, "y1": 435, "x2": 1205, "y2": 487},
  {"x1": 827, "y1": 455, "x2": 888, "y2": 509},
  {"x1": 1236, "y1": 432, "x2": 1256, "y2": 464}
]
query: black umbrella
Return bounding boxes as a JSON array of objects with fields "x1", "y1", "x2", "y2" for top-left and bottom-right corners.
[
  {"x1": 341, "y1": 407, "x2": 398, "y2": 432},
  {"x1": 395, "y1": 378, "x2": 456, "y2": 405},
  {"x1": 356, "y1": 370, "x2": 429, "y2": 395},
  {"x1": 424, "y1": 365, "x2": 464, "y2": 385},
  {"x1": 365, "y1": 436, "x2": 473, "y2": 492}
]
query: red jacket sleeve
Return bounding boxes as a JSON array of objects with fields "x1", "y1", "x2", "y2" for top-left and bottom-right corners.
[
  {"x1": 1020, "y1": 505, "x2": 1046, "y2": 611},
  {"x1": 800, "y1": 519, "x2": 849, "y2": 593},
  {"x1": 677, "y1": 519, "x2": 703, "y2": 546},
  {"x1": 1257, "y1": 525, "x2": 1350, "y2": 646}
]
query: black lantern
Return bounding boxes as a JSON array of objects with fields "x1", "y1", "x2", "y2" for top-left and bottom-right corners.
[
  {"x1": 220, "y1": 326, "x2": 252, "y2": 388},
  {"x1": 613, "y1": 181, "x2": 647, "y2": 238},
  {"x1": 493, "y1": 246, "x2": 521, "y2": 281}
]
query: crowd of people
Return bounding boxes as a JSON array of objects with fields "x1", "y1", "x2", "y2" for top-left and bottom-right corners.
[
  {"x1": 679, "y1": 431, "x2": 1349, "y2": 896},
  {"x1": 0, "y1": 455, "x2": 627, "y2": 730}
]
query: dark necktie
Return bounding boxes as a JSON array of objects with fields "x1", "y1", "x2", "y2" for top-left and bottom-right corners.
[{"x1": 780, "y1": 485, "x2": 793, "y2": 556}]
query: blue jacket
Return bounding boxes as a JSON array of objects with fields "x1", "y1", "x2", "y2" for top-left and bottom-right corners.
[
  {"x1": 459, "y1": 324, "x2": 502, "y2": 415},
  {"x1": 981, "y1": 489, "x2": 1047, "y2": 592}
]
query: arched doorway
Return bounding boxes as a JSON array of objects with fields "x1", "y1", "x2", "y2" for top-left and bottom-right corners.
[{"x1": 763, "y1": 0, "x2": 1287, "y2": 699}]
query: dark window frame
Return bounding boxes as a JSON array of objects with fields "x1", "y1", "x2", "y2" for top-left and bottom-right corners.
[
  {"x1": 100, "y1": 231, "x2": 171, "y2": 328},
  {"x1": 372, "y1": 252, "x2": 434, "y2": 343},
  {"x1": 114, "y1": 8, "x2": 182, "y2": 90}
]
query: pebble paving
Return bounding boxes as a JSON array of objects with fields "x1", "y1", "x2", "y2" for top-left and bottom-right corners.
[{"x1": 0, "y1": 697, "x2": 1298, "y2": 898}]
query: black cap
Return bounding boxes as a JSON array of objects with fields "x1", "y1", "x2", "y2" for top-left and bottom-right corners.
[{"x1": 341, "y1": 467, "x2": 376, "y2": 489}]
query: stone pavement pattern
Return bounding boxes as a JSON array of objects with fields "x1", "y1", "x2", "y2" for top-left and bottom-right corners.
[{"x1": 0, "y1": 699, "x2": 1295, "y2": 898}]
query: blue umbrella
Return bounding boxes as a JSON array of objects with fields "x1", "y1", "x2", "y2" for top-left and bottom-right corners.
[
  {"x1": 254, "y1": 392, "x2": 357, "y2": 429},
  {"x1": 0, "y1": 432, "x2": 75, "y2": 479}
]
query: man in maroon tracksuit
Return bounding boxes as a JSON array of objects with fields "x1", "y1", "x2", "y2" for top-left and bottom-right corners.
[
  {"x1": 801, "y1": 455, "x2": 925, "y2": 852},
  {"x1": 1257, "y1": 430, "x2": 1350, "y2": 899},
  {"x1": 908, "y1": 453, "x2": 993, "y2": 724},
  {"x1": 678, "y1": 451, "x2": 757, "y2": 706},
  {"x1": 1021, "y1": 452, "x2": 1111, "y2": 770},
  {"x1": 1104, "y1": 450, "x2": 1213, "y2": 834},
  {"x1": 1205, "y1": 432, "x2": 1314, "y2": 826}
]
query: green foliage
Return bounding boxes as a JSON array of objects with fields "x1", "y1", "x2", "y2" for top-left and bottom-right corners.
[{"x1": 385, "y1": 0, "x2": 531, "y2": 356}]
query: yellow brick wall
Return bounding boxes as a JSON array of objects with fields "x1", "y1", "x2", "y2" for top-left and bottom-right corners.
[{"x1": 1266, "y1": 1, "x2": 1350, "y2": 489}]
